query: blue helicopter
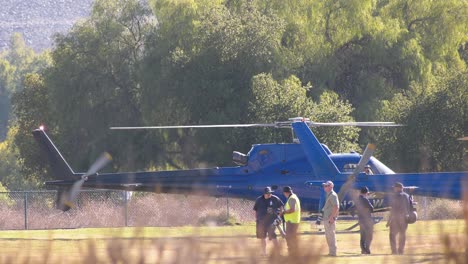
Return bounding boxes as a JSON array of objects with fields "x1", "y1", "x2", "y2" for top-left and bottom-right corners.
[{"x1": 33, "y1": 117, "x2": 467, "y2": 212}]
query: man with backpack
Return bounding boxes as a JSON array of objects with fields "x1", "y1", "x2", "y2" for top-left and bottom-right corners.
[{"x1": 386, "y1": 182, "x2": 411, "y2": 255}]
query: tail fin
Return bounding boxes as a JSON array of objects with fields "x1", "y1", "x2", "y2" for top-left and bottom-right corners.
[
  {"x1": 32, "y1": 128, "x2": 76, "y2": 180},
  {"x1": 292, "y1": 121, "x2": 340, "y2": 177}
]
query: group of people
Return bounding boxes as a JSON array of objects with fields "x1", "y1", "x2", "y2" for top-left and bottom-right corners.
[
  {"x1": 253, "y1": 180, "x2": 413, "y2": 256},
  {"x1": 253, "y1": 186, "x2": 301, "y2": 256}
]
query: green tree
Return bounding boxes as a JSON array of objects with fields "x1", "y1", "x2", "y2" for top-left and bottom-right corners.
[
  {"x1": 0, "y1": 58, "x2": 15, "y2": 139},
  {"x1": 140, "y1": 1, "x2": 287, "y2": 166},
  {"x1": 251, "y1": 0, "x2": 468, "y2": 122},
  {"x1": 0, "y1": 33, "x2": 51, "y2": 139},
  {"x1": 10, "y1": 73, "x2": 51, "y2": 184},
  {"x1": 249, "y1": 73, "x2": 360, "y2": 153},
  {"x1": 44, "y1": 0, "x2": 155, "y2": 171},
  {"x1": 376, "y1": 70, "x2": 467, "y2": 172},
  {"x1": 12, "y1": 0, "x2": 467, "y2": 177},
  {"x1": 0, "y1": 126, "x2": 42, "y2": 190}
]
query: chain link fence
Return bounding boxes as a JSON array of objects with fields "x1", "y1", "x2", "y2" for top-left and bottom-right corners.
[
  {"x1": 0, "y1": 191, "x2": 256, "y2": 230},
  {"x1": 0, "y1": 191, "x2": 462, "y2": 230}
]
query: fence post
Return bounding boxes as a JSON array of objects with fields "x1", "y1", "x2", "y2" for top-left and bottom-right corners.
[
  {"x1": 24, "y1": 192, "x2": 28, "y2": 230},
  {"x1": 123, "y1": 191, "x2": 128, "y2": 227},
  {"x1": 423, "y1": 197, "x2": 427, "y2": 220},
  {"x1": 226, "y1": 197, "x2": 230, "y2": 219}
]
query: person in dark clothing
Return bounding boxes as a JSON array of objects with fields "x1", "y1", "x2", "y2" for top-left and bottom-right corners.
[
  {"x1": 253, "y1": 186, "x2": 284, "y2": 255},
  {"x1": 356, "y1": 186, "x2": 374, "y2": 254},
  {"x1": 386, "y1": 182, "x2": 411, "y2": 255}
]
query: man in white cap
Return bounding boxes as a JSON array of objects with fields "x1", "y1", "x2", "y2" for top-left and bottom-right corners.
[{"x1": 322, "y1": 180, "x2": 339, "y2": 256}]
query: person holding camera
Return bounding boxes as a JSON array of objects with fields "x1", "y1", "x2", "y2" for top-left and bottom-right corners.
[
  {"x1": 386, "y1": 182, "x2": 411, "y2": 255},
  {"x1": 253, "y1": 186, "x2": 284, "y2": 256}
]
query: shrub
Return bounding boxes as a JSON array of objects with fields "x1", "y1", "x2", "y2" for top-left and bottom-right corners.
[
  {"x1": 0, "y1": 183, "x2": 15, "y2": 207},
  {"x1": 197, "y1": 209, "x2": 239, "y2": 226},
  {"x1": 425, "y1": 199, "x2": 463, "y2": 220}
]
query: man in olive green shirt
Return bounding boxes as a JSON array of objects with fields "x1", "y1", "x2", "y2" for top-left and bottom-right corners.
[{"x1": 322, "y1": 181, "x2": 339, "y2": 256}]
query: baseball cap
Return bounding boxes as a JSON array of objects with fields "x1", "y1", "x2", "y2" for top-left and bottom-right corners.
[
  {"x1": 393, "y1": 182, "x2": 403, "y2": 188},
  {"x1": 264, "y1": 186, "x2": 274, "y2": 194},
  {"x1": 360, "y1": 186, "x2": 369, "y2": 194},
  {"x1": 283, "y1": 186, "x2": 292, "y2": 192},
  {"x1": 322, "y1": 180, "x2": 334, "y2": 187}
]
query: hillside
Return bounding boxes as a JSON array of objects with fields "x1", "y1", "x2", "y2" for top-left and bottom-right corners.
[{"x1": 0, "y1": 0, "x2": 94, "y2": 51}]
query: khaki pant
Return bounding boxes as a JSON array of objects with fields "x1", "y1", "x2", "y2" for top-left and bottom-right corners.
[
  {"x1": 285, "y1": 222, "x2": 299, "y2": 255},
  {"x1": 389, "y1": 218, "x2": 408, "y2": 254},
  {"x1": 359, "y1": 219, "x2": 373, "y2": 254},
  {"x1": 324, "y1": 220, "x2": 337, "y2": 255}
]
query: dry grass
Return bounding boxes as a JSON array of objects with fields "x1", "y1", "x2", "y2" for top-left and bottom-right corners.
[
  {"x1": 0, "y1": 192, "x2": 466, "y2": 263},
  {"x1": 0, "y1": 218, "x2": 465, "y2": 263}
]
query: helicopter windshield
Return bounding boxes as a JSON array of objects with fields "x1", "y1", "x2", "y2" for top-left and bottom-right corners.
[
  {"x1": 370, "y1": 157, "x2": 395, "y2": 174},
  {"x1": 335, "y1": 156, "x2": 395, "y2": 174},
  {"x1": 232, "y1": 151, "x2": 248, "y2": 166}
]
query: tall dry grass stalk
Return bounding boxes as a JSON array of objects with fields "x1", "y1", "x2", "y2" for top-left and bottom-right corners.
[
  {"x1": 441, "y1": 181, "x2": 468, "y2": 263},
  {"x1": 1, "y1": 191, "x2": 466, "y2": 263},
  {"x1": 0, "y1": 234, "x2": 324, "y2": 263}
]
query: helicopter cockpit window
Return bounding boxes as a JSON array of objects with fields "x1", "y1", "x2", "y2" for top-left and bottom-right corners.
[
  {"x1": 343, "y1": 164, "x2": 357, "y2": 173},
  {"x1": 232, "y1": 151, "x2": 248, "y2": 166},
  {"x1": 364, "y1": 166, "x2": 374, "y2": 175}
]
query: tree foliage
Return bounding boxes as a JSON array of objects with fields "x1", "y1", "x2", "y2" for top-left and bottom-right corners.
[
  {"x1": 249, "y1": 74, "x2": 359, "y2": 152},
  {"x1": 249, "y1": 0, "x2": 468, "y2": 121},
  {"x1": 11, "y1": 73, "x2": 51, "y2": 182},
  {"x1": 376, "y1": 71, "x2": 467, "y2": 172},
  {"x1": 40, "y1": 0, "x2": 156, "y2": 171},
  {"x1": 139, "y1": 1, "x2": 288, "y2": 165},
  {"x1": 0, "y1": 126, "x2": 42, "y2": 190},
  {"x1": 0, "y1": 33, "x2": 51, "y2": 139},
  {"x1": 4, "y1": 0, "x2": 468, "y2": 187}
]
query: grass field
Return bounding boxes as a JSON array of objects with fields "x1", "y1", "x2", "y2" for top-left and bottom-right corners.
[{"x1": 0, "y1": 219, "x2": 466, "y2": 263}]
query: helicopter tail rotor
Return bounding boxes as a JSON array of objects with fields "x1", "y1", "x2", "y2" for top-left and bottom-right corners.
[{"x1": 58, "y1": 152, "x2": 112, "y2": 211}]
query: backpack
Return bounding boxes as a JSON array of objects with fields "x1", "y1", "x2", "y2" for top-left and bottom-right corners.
[{"x1": 406, "y1": 195, "x2": 418, "y2": 224}]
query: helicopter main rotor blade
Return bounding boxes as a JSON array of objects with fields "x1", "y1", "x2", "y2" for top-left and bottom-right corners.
[
  {"x1": 110, "y1": 119, "x2": 402, "y2": 130},
  {"x1": 310, "y1": 122, "x2": 402, "y2": 127},
  {"x1": 110, "y1": 124, "x2": 278, "y2": 129},
  {"x1": 352, "y1": 143, "x2": 376, "y2": 175},
  {"x1": 337, "y1": 143, "x2": 376, "y2": 202}
]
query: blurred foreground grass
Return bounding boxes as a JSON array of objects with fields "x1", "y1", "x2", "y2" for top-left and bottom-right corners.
[{"x1": 0, "y1": 219, "x2": 465, "y2": 263}]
